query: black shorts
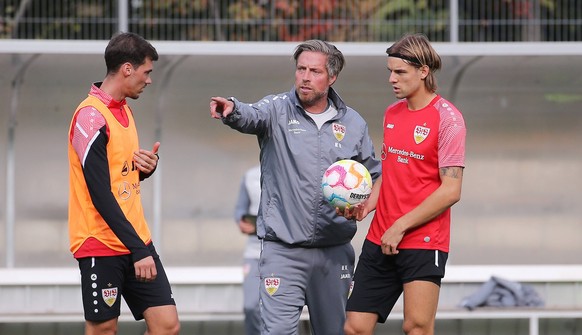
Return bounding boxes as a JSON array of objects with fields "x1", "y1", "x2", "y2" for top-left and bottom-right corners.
[
  {"x1": 77, "y1": 243, "x2": 175, "y2": 322},
  {"x1": 346, "y1": 239, "x2": 448, "y2": 323}
]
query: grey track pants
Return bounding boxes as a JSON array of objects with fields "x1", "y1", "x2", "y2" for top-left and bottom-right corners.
[{"x1": 259, "y1": 240, "x2": 355, "y2": 335}]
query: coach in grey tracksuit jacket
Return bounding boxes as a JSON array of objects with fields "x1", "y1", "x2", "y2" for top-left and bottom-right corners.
[
  {"x1": 221, "y1": 86, "x2": 381, "y2": 334},
  {"x1": 224, "y1": 87, "x2": 380, "y2": 247}
]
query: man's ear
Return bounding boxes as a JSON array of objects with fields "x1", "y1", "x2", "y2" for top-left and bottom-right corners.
[
  {"x1": 122, "y1": 62, "x2": 132, "y2": 76},
  {"x1": 420, "y1": 64, "x2": 430, "y2": 80},
  {"x1": 328, "y1": 75, "x2": 337, "y2": 86}
]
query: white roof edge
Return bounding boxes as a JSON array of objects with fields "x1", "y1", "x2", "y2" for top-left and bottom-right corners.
[{"x1": 0, "y1": 40, "x2": 581, "y2": 56}]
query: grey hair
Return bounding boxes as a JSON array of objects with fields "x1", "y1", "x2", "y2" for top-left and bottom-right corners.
[{"x1": 293, "y1": 40, "x2": 345, "y2": 78}]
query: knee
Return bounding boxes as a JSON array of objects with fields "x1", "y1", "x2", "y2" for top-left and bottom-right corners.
[
  {"x1": 147, "y1": 319, "x2": 180, "y2": 335},
  {"x1": 344, "y1": 320, "x2": 366, "y2": 335},
  {"x1": 86, "y1": 319, "x2": 118, "y2": 335},
  {"x1": 344, "y1": 323, "x2": 357, "y2": 335},
  {"x1": 143, "y1": 306, "x2": 180, "y2": 335},
  {"x1": 163, "y1": 319, "x2": 180, "y2": 335},
  {"x1": 402, "y1": 319, "x2": 433, "y2": 335},
  {"x1": 169, "y1": 322, "x2": 180, "y2": 335}
]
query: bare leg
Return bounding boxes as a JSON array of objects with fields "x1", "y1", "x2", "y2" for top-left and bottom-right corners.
[
  {"x1": 344, "y1": 311, "x2": 378, "y2": 335},
  {"x1": 143, "y1": 305, "x2": 180, "y2": 335},
  {"x1": 85, "y1": 318, "x2": 118, "y2": 335},
  {"x1": 402, "y1": 280, "x2": 440, "y2": 335}
]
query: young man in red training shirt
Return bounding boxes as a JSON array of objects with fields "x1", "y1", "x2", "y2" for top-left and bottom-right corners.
[
  {"x1": 344, "y1": 33, "x2": 466, "y2": 335},
  {"x1": 68, "y1": 32, "x2": 179, "y2": 335}
]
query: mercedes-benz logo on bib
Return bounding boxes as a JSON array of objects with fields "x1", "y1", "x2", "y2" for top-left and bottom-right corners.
[{"x1": 118, "y1": 181, "x2": 131, "y2": 200}]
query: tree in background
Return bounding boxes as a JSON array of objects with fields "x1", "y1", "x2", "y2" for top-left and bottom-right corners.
[
  {"x1": 1, "y1": 0, "x2": 579, "y2": 42},
  {"x1": 458, "y1": 0, "x2": 580, "y2": 42},
  {"x1": 367, "y1": 0, "x2": 449, "y2": 42}
]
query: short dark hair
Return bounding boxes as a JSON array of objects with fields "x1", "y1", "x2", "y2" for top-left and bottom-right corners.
[{"x1": 104, "y1": 32, "x2": 158, "y2": 74}]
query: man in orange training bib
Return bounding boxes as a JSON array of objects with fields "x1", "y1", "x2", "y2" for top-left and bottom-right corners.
[{"x1": 68, "y1": 32, "x2": 179, "y2": 335}]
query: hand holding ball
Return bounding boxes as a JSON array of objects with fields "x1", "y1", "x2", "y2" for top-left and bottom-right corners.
[{"x1": 322, "y1": 159, "x2": 372, "y2": 211}]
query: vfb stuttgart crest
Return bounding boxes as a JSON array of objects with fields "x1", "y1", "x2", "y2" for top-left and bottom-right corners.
[
  {"x1": 264, "y1": 277, "x2": 280, "y2": 296},
  {"x1": 332, "y1": 123, "x2": 346, "y2": 141},
  {"x1": 102, "y1": 287, "x2": 118, "y2": 307},
  {"x1": 414, "y1": 125, "x2": 430, "y2": 144}
]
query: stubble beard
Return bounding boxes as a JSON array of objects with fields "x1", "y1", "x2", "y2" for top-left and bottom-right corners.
[{"x1": 298, "y1": 89, "x2": 327, "y2": 110}]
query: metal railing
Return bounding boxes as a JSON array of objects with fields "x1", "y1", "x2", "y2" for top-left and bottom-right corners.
[{"x1": 1, "y1": 0, "x2": 580, "y2": 42}]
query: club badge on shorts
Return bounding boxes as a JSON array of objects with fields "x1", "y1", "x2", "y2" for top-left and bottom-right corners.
[
  {"x1": 264, "y1": 277, "x2": 280, "y2": 296},
  {"x1": 414, "y1": 124, "x2": 430, "y2": 144},
  {"x1": 102, "y1": 287, "x2": 118, "y2": 307}
]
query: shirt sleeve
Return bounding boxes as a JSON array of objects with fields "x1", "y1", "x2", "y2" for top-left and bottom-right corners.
[
  {"x1": 71, "y1": 107, "x2": 151, "y2": 261},
  {"x1": 438, "y1": 104, "x2": 466, "y2": 168},
  {"x1": 222, "y1": 95, "x2": 275, "y2": 137}
]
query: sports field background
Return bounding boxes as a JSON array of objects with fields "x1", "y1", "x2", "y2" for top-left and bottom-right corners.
[{"x1": 0, "y1": 52, "x2": 580, "y2": 268}]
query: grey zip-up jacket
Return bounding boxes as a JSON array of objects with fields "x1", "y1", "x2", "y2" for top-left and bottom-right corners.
[{"x1": 223, "y1": 87, "x2": 381, "y2": 247}]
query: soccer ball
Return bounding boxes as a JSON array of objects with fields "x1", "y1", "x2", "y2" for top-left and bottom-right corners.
[{"x1": 322, "y1": 159, "x2": 372, "y2": 210}]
